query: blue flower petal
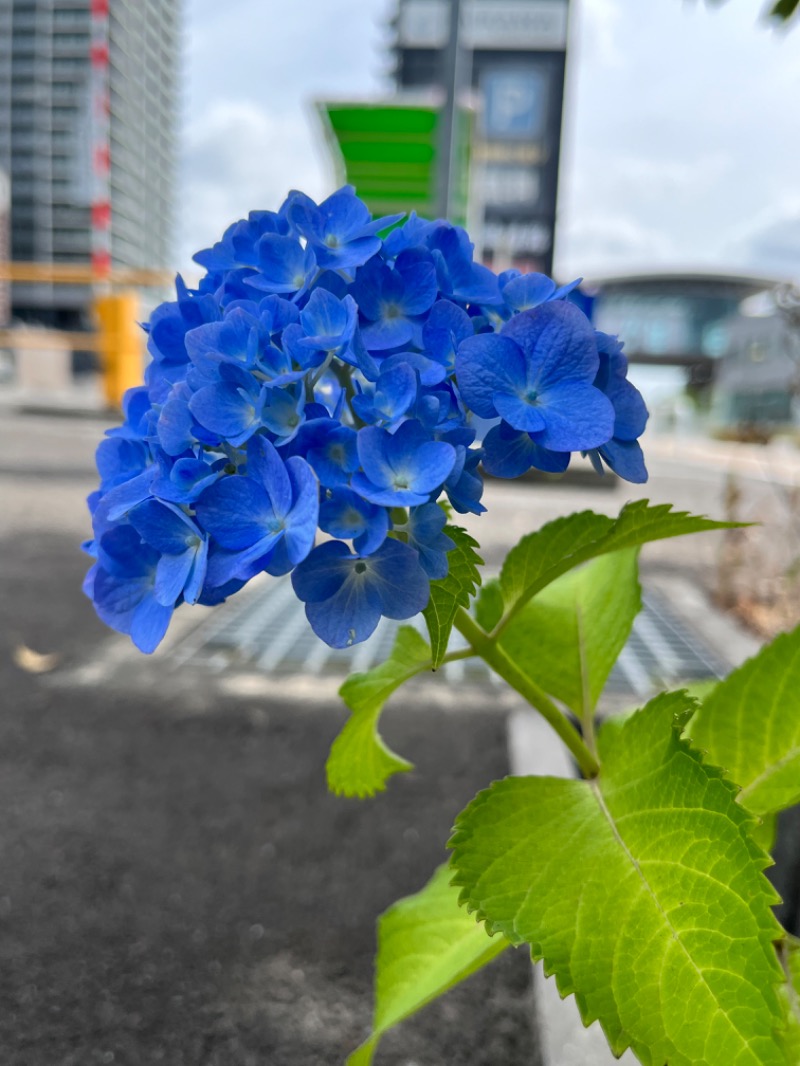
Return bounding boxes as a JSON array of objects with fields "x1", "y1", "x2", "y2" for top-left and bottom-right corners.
[
  {"x1": 492, "y1": 391, "x2": 548, "y2": 433},
  {"x1": 455, "y1": 334, "x2": 526, "y2": 418},
  {"x1": 501, "y1": 301, "x2": 598, "y2": 388},
  {"x1": 130, "y1": 596, "x2": 174, "y2": 654},
  {"x1": 195, "y1": 475, "x2": 278, "y2": 550},
  {"x1": 130, "y1": 499, "x2": 197, "y2": 554},
  {"x1": 155, "y1": 548, "x2": 195, "y2": 606},
  {"x1": 534, "y1": 381, "x2": 615, "y2": 452}
]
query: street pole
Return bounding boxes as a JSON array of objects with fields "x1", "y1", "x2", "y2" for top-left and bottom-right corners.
[{"x1": 436, "y1": 0, "x2": 465, "y2": 221}]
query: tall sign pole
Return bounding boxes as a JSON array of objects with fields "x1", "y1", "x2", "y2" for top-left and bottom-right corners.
[{"x1": 436, "y1": 0, "x2": 465, "y2": 219}]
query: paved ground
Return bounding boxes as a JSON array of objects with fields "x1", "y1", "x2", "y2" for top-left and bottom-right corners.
[
  {"x1": 3, "y1": 405, "x2": 800, "y2": 1063},
  {"x1": 0, "y1": 412, "x2": 540, "y2": 1064}
]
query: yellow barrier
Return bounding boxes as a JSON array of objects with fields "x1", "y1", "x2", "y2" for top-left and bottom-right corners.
[{"x1": 94, "y1": 292, "x2": 144, "y2": 409}]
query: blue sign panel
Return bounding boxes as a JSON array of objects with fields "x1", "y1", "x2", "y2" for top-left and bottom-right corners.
[{"x1": 482, "y1": 68, "x2": 548, "y2": 141}]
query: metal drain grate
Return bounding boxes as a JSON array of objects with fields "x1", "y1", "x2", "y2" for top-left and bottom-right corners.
[{"x1": 170, "y1": 577, "x2": 729, "y2": 702}]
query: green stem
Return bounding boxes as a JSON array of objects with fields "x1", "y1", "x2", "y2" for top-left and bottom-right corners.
[{"x1": 453, "y1": 608, "x2": 601, "y2": 779}]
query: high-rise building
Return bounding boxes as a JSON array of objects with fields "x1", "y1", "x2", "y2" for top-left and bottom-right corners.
[
  {"x1": 391, "y1": 0, "x2": 570, "y2": 276},
  {"x1": 0, "y1": 0, "x2": 180, "y2": 328}
]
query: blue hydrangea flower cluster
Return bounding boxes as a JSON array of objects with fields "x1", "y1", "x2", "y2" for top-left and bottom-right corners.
[{"x1": 84, "y1": 186, "x2": 648, "y2": 653}]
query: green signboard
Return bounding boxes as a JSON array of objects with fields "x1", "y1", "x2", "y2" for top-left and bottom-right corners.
[{"x1": 316, "y1": 100, "x2": 470, "y2": 225}]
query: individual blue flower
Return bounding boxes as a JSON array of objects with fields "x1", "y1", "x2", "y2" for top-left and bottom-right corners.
[
  {"x1": 426, "y1": 224, "x2": 501, "y2": 305},
  {"x1": 188, "y1": 363, "x2": 266, "y2": 447},
  {"x1": 456, "y1": 301, "x2": 614, "y2": 452},
  {"x1": 288, "y1": 419, "x2": 359, "y2": 488},
  {"x1": 482, "y1": 421, "x2": 570, "y2": 479},
  {"x1": 351, "y1": 420, "x2": 456, "y2": 507},
  {"x1": 445, "y1": 445, "x2": 486, "y2": 514},
  {"x1": 150, "y1": 453, "x2": 228, "y2": 504},
  {"x1": 500, "y1": 271, "x2": 581, "y2": 313},
  {"x1": 585, "y1": 332, "x2": 649, "y2": 483},
  {"x1": 351, "y1": 362, "x2": 418, "y2": 427},
  {"x1": 105, "y1": 386, "x2": 153, "y2": 441},
  {"x1": 193, "y1": 210, "x2": 288, "y2": 272},
  {"x1": 291, "y1": 538, "x2": 429, "y2": 647},
  {"x1": 294, "y1": 288, "x2": 358, "y2": 365},
  {"x1": 245, "y1": 234, "x2": 317, "y2": 298},
  {"x1": 405, "y1": 503, "x2": 455, "y2": 579},
  {"x1": 184, "y1": 306, "x2": 261, "y2": 372},
  {"x1": 93, "y1": 460, "x2": 157, "y2": 524},
  {"x1": 156, "y1": 381, "x2": 199, "y2": 456},
  {"x1": 319, "y1": 487, "x2": 389, "y2": 555},
  {"x1": 286, "y1": 186, "x2": 403, "y2": 272},
  {"x1": 195, "y1": 436, "x2": 318, "y2": 586},
  {"x1": 145, "y1": 280, "x2": 220, "y2": 401},
  {"x1": 255, "y1": 293, "x2": 300, "y2": 337},
  {"x1": 261, "y1": 384, "x2": 306, "y2": 442},
  {"x1": 94, "y1": 436, "x2": 151, "y2": 493},
  {"x1": 421, "y1": 299, "x2": 473, "y2": 376},
  {"x1": 352, "y1": 249, "x2": 438, "y2": 351},
  {"x1": 130, "y1": 500, "x2": 209, "y2": 607},
  {"x1": 86, "y1": 525, "x2": 174, "y2": 654},
  {"x1": 381, "y1": 212, "x2": 439, "y2": 258}
]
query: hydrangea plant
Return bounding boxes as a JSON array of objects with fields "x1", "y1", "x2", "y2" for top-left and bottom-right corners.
[{"x1": 84, "y1": 187, "x2": 800, "y2": 1065}]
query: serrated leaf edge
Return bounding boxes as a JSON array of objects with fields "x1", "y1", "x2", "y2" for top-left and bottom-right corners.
[{"x1": 448, "y1": 698, "x2": 788, "y2": 1063}]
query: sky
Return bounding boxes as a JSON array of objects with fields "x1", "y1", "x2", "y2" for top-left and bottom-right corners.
[{"x1": 179, "y1": 0, "x2": 800, "y2": 283}]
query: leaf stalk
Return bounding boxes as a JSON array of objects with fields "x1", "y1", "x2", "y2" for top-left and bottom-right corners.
[{"x1": 453, "y1": 608, "x2": 600, "y2": 778}]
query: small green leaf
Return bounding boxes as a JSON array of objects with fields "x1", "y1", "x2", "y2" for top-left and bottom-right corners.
[
  {"x1": 771, "y1": 0, "x2": 800, "y2": 21},
  {"x1": 423, "y1": 526, "x2": 482, "y2": 668},
  {"x1": 347, "y1": 865, "x2": 509, "y2": 1065},
  {"x1": 327, "y1": 626, "x2": 431, "y2": 798},
  {"x1": 450, "y1": 692, "x2": 787, "y2": 1066},
  {"x1": 499, "y1": 501, "x2": 738, "y2": 621},
  {"x1": 498, "y1": 548, "x2": 641, "y2": 716},
  {"x1": 687, "y1": 625, "x2": 800, "y2": 818}
]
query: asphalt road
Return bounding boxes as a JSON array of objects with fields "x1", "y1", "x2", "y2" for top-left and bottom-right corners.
[{"x1": 0, "y1": 412, "x2": 539, "y2": 1065}]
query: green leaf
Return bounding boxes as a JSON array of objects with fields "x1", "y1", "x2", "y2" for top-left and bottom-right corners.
[
  {"x1": 327, "y1": 626, "x2": 431, "y2": 798},
  {"x1": 771, "y1": 0, "x2": 800, "y2": 21},
  {"x1": 498, "y1": 548, "x2": 641, "y2": 717},
  {"x1": 687, "y1": 625, "x2": 800, "y2": 818},
  {"x1": 499, "y1": 501, "x2": 737, "y2": 623},
  {"x1": 450, "y1": 692, "x2": 787, "y2": 1066},
  {"x1": 474, "y1": 577, "x2": 503, "y2": 632},
  {"x1": 423, "y1": 526, "x2": 482, "y2": 668},
  {"x1": 780, "y1": 936, "x2": 800, "y2": 1062},
  {"x1": 347, "y1": 864, "x2": 509, "y2": 1066},
  {"x1": 499, "y1": 509, "x2": 613, "y2": 612}
]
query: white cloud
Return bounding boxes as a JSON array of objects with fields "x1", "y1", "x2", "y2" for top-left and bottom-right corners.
[
  {"x1": 178, "y1": 0, "x2": 800, "y2": 285},
  {"x1": 178, "y1": 0, "x2": 394, "y2": 272},
  {"x1": 178, "y1": 100, "x2": 331, "y2": 272},
  {"x1": 557, "y1": 0, "x2": 800, "y2": 279}
]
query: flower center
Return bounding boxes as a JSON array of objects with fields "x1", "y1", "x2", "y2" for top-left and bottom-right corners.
[{"x1": 354, "y1": 561, "x2": 368, "y2": 574}]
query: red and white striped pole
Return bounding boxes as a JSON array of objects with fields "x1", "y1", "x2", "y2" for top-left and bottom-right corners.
[{"x1": 90, "y1": 0, "x2": 111, "y2": 284}]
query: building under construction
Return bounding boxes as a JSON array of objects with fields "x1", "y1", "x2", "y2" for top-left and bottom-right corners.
[{"x1": 0, "y1": 0, "x2": 180, "y2": 331}]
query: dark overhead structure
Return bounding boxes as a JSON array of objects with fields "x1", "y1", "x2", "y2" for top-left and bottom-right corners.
[{"x1": 391, "y1": 0, "x2": 571, "y2": 275}]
